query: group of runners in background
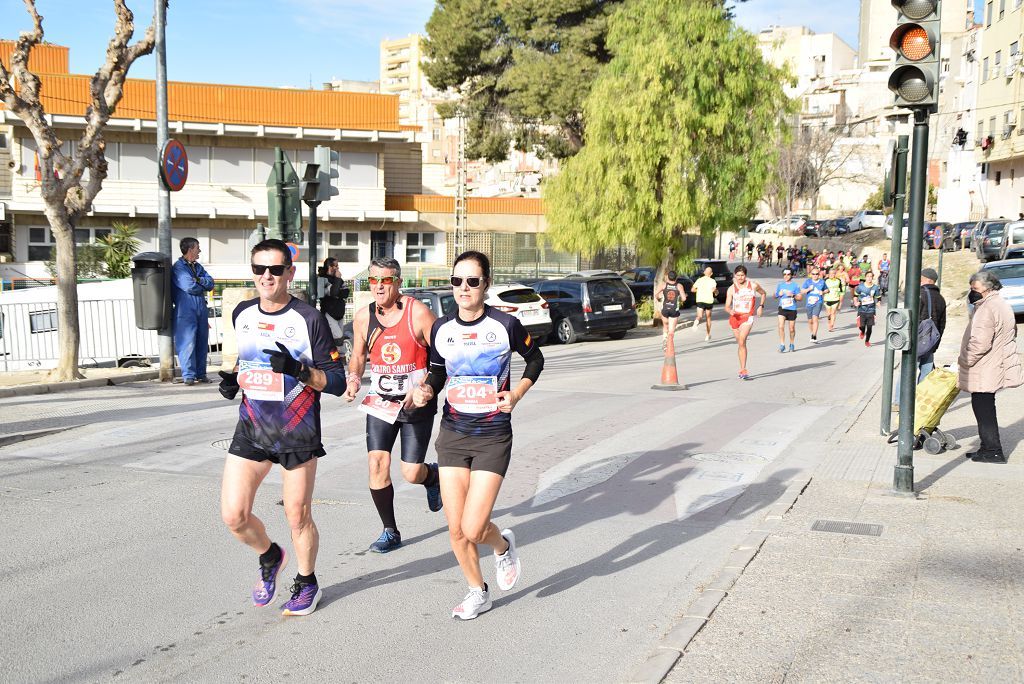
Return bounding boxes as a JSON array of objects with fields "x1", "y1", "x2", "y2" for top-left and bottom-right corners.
[{"x1": 661, "y1": 247, "x2": 893, "y2": 381}]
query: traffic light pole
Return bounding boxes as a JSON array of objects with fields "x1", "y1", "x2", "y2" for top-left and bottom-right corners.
[
  {"x1": 880, "y1": 135, "x2": 909, "y2": 435},
  {"x1": 894, "y1": 111, "x2": 929, "y2": 495},
  {"x1": 305, "y1": 200, "x2": 321, "y2": 305},
  {"x1": 275, "y1": 148, "x2": 288, "y2": 240},
  {"x1": 154, "y1": 0, "x2": 174, "y2": 382}
]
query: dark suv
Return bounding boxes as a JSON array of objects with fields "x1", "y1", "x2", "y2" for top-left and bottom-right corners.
[
  {"x1": 974, "y1": 219, "x2": 1010, "y2": 262},
  {"x1": 529, "y1": 272, "x2": 637, "y2": 344},
  {"x1": 690, "y1": 259, "x2": 732, "y2": 303},
  {"x1": 340, "y1": 287, "x2": 456, "y2": 361}
]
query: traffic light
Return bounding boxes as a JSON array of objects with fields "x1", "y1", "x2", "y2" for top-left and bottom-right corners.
[
  {"x1": 888, "y1": 1, "x2": 941, "y2": 111},
  {"x1": 314, "y1": 145, "x2": 338, "y2": 202},
  {"x1": 301, "y1": 160, "x2": 321, "y2": 202},
  {"x1": 886, "y1": 307, "x2": 913, "y2": 351}
]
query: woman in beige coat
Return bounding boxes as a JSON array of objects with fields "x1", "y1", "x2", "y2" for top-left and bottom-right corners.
[{"x1": 958, "y1": 271, "x2": 1024, "y2": 463}]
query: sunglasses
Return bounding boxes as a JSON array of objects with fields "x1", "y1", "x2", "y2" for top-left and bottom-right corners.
[
  {"x1": 450, "y1": 275, "x2": 484, "y2": 288},
  {"x1": 368, "y1": 276, "x2": 399, "y2": 285},
  {"x1": 251, "y1": 264, "x2": 288, "y2": 276}
]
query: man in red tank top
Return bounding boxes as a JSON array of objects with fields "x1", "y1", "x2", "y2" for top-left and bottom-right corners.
[
  {"x1": 345, "y1": 257, "x2": 441, "y2": 553},
  {"x1": 724, "y1": 265, "x2": 766, "y2": 380}
]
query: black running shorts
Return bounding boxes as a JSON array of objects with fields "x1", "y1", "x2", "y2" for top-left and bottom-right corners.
[
  {"x1": 366, "y1": 414, "x2": 433, "y2": 463},
  {"x1": 435, "y1": 427, "x2": 512, "y2": 477},
  {"x1": 228, "y1": 436, "x2": 324, "y2": 471},
  {"x1": 662, "y1": 309, "x2": 681, "y2": 318},
  {"x1": 858, "y1": 313, "x2": 876, "y2": 327},
  {"x1": 696, "y1": 302, "x2": 714, "y2": 311},
  {"x1": 778, "y1": 308, "x2": 797, "y2": 321}
]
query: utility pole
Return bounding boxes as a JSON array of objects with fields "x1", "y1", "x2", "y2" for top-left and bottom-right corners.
[
  {"x1": 154, "y1": 0, "x2": 173, "y2": 381},
  {"x1": 454, "y1": 113, "x2": 467, "y2": 261},
  {"x1": 880, "y1": 135, "x2": 908, "y2": 435}
]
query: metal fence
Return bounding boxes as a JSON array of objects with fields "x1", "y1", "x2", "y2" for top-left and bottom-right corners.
[{"x1": 0, "y1": 298, "x2": 223, "y2": 372}]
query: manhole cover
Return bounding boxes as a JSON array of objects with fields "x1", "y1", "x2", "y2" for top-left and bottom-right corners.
[
  {"x1": 212, "y1": 439, "x2": 232, "y2": 450},
  {"x1": 811, "y1": 520, "x2": 884, "y2": 536}
]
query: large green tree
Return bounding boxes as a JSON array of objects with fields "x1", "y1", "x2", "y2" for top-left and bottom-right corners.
[
  {"x1": 544, "y1": 0, "x2": 793, "y2": 272},
  {"x1": 423, "y1": 0, "x2": 624, "y2": 161}
]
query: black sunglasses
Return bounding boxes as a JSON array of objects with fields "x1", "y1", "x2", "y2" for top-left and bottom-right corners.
[
  {"x1": 252, "y1": 264, "x2": 288, "y2": 276},
  {"x1": 450, "y1": 275, "x2": 484, "y2": 288}
]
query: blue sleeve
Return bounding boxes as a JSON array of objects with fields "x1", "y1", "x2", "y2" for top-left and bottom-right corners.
[
  {"x1": 194, "y1": 263, "x2": 215, "y2": 292},
  {"x1": 308, "y1": 309, "x2": 345, "y2": 396},
  {"x1": 172, "y1": 260, "x2": 207, "y2": 296}
]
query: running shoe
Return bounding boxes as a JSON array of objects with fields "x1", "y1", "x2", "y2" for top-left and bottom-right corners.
[
  {"x1": 811, "y1": 336, "x2": 819, "y2": 344},
  {"x1": 369, "y1": 527, "x2": 402, "y2": 553},
  {"x1": 738, "y1": 370, "x2": 750, "y2": 380},
  {"x1": 788, "y1": 344, "x2": 795, "y2": 353},
  {"x1": 252, "y1": 548, "x2": 288, "y2": 607},
  {"x1": 859, "y1": 330, "x2": 865, "y2": 340},
  {"x1": 865, "y1": 340, "x2": 871, "y2": 347},
  {"x1": 452, "y1": 586, "x2": 492, "y2": 620},
  {"x1": 281, "y1": 580, "x2": 322, "y2": 616},
  {"x1": 494, "y1": 529, "x2": 521, "y2": 591},
  {"x1": 778, "y1": 344, "x2": 785, "y2": 353},
  {"x1": 705, "y1": 334, "x2": 711, "y2": 342},
  {"x1": 425, "y1": 463, "x2": 443, "y2": 512}
]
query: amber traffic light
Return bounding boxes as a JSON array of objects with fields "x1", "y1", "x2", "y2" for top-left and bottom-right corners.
[{"x1": 888, "y1": 1, "x2": 941, "y2": 110}]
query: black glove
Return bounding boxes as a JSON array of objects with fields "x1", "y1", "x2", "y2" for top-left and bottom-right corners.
[
  {"x1": 218, "y1": 370, "x2": 239, "y2": 400},
  {"x1": 262, "y1": 341, "x2": 310, "y2": 382}
]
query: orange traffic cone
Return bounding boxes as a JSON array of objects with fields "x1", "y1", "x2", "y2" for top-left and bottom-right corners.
[{"x1": 652, "y1": 331, "x2": 686, "y2": 391}]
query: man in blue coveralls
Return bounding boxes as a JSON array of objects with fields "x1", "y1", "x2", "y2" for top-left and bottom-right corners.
[{"x1": 172, "y1": 237, "x2": 215, "y2": 384}]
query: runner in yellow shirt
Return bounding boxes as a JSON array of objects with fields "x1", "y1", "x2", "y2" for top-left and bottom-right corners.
[{"x1": 691, "y1": 266, "x2": 719, "y2": 341}]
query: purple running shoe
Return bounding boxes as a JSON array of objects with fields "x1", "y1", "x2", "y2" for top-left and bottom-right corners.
[
  {"x1": 252, "y1": 548, "x2": 288, "y2": 607},
  {"x1": 281, "y1": 580, "x2": 323, "y2": 616}
]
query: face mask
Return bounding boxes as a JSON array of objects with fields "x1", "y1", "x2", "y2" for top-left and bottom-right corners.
[{"x1": 968, "y1": 290, "x2": 983, "y2": 305}]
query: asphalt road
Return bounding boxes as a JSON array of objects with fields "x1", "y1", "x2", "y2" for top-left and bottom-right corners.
[{"x1": 0, "y1": 264, "x2": 886, "y2": 683}]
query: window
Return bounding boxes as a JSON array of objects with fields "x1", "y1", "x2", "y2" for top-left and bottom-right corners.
[
  {"x1": 1000, "y1": 0, "x2": 1006, "y2": 18},
  {"x1": 326, "y1": 231, "x2": 359, "y2": 263},
  {"x1": 1012, "y1": 42, "x2": 1020, "y2": 57},
  {"x1": 0, "y1": 132, "x2": 7, "y2": 149},
  {"x1": 991, "y1": 116, "x2": 997, "y2": 135},
  {"x1": 27, "y1": 226, "x2": 52, "y2": 261},
  {"x1": 211, "y1": 147, "x2": 253, "y2": 184},
  {"x1": 983, "y1": 56, "x2": 989, "y2": 81},
  {"x1": 406, "y1": 232, "x2": 440, "y2": 263},
  {"x1": 29, "y1": 310, "x2": 57, "y2": 333},
  {"x1": 978, "y1": 121, "x2": 985, "y2": 144},
  {"x1": 996, "y1": 50, "x2": 1002, "y2": 69},
  {"x1": 338, "y1": 152, "x2": 377, "y2": 188},
  {"x1": 987, "y1": 1, "x2": 994, "y2": 25},
  {"x1": 104, "y1": 142, "x2": 120, "y2": 179},
  {"x1": 432, "y1": 128, "x2": 442, "y2": 141},
  {"x1": 120, "y1": 143, "x2": 157, "y2": 181},
  {"x1": 996, "y1": 171, "x2": 1002, "y2": 184},
  {"x1": 188, "y1": 145, "x2": 210, "y2": 183}
]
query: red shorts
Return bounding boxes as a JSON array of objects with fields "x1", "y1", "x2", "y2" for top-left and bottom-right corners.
[{"x1": 729, "y1": 313, "x2": 754, "y2": 330}]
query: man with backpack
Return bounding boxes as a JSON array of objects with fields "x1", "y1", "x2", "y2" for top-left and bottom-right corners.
[{"x1": 918, "y1": 268, "x2": 946, "y2": 382}]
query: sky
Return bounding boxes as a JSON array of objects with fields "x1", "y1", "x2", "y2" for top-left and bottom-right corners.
[{"x1": 1, "y1": 0, "x2": 986, "y2": 89}]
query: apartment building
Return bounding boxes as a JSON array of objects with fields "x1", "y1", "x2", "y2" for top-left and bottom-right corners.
[
  {"x1": 0, "y1": 40, "x2": 449, "y2": 284},
  {"x1": 975, "y1": 0, "x2": 1024, "y2": 219}
]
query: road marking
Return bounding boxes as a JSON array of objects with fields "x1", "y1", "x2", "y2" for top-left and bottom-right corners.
[
  {"x1": 672, "y1": 404, "x2": 827, "y2": 519},
  {"x1": 530, "y1": 400, "x2": 718, "y2": 508}
]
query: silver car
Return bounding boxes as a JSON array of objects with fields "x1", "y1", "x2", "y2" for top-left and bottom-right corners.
[
  {"x1": 999, "y1": 221, "x2": 1024, "y2": 260},
  {"x1": 981, "y1": 259, "x2": 1024, "y2": 315}
]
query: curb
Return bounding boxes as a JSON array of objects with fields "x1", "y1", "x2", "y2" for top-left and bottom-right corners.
[
  {"x1": 0, "y1": 425, "x2": 79, "y2": 448},
  {"x1": 627, "y1": 477, "x2": 812, "y2": 684},
  {"x1": 0, "y1": 370, "x2": 171, "y2": 399}
]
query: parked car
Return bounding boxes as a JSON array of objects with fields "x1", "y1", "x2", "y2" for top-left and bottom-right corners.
[
  {"x1": 817, "y1": 216, "x2": 851, "y2": 236},
  {"x1": 485, "y1": 283, "x2": 553, "y2": 340},
  {"x1": 884, "y1": 214, "x2": 909, "y2": 242},
  {"x1": 849, "y1": 210, "x2": 886, "y2": 232},
  {"x1": 402, "y1": 286, "x2": 457, "y2": 318},
  {"x1": 754, "y1": 218, "x2": 782, "y2": 233},
  {"x1": 924, "y1": 222, "x2": 956, "y2": 251},
  {"x1": 974, "y1": 219, "x2": 1010, "y2": 262},
  {"x1": 619, "y1": 266, "x2": 657, "y2": 302},
  {"x1": 528, "y1": 272, "x2": 637, "y2": 344},
  {"x1": 999, "y1": 221, "x2": 1024, "y2": 260},
  {"x1": 690, "y1": 258, "x2": 732, "y2": 303},
  {"x1": 980, "y1": 259, "x2": 1024, "y2": 315},
  {"x1": 952, "y1": 221, "x2": 976, "y2": 249}
]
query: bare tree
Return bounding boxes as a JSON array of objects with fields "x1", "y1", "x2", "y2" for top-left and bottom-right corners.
[
  {"x1": 785, "y1": 121, "x2": 874, "y2": 219},
  {"x1": 0, "y1": 1, "x2": 158, "y2": 381}
]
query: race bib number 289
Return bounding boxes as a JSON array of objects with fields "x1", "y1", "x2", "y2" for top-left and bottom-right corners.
[
  {"x1": 447, "y1": 375, "x2": 498, "y2": 414},
  {"x1": 238, "y1": 360, "x2": 284, "y2": 401}
]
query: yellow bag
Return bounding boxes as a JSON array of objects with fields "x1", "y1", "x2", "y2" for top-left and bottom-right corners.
[{"x1": 914, "y1": 367, "x2": 960, "y2": 432}]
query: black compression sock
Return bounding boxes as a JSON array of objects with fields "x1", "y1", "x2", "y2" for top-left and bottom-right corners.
[
  {"x1": 295, "y1": 572, "x2": 318, "y2": 586},
  {"x1": 865, "y1": 326, "x2": 873, "y2": 343},
  {"x1": 421, "y1": 464, "x2": 439, "y2": 488},
  {"x1": 370, "y1": 485, "x2": 397, "y2": 530},
  {"x1": 259, "y1": 542, "x2": 282, "y2": 567}
]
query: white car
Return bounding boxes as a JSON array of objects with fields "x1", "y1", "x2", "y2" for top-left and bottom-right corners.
[
  {"x1": 849, "y1": 210, "x2": 886, "y2": 231},
  {"x1": 884, "y1": 214, "x2": 909, "y2": 243},
  {"x1": 485, "y1": 283, "x2": 553, "y2": 340}
]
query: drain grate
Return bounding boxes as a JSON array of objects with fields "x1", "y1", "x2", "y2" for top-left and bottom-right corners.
[{"x1": 811, "y1": 519, "x2": 884, "y2": 536}]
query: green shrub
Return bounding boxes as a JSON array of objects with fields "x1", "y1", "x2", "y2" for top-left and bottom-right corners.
[{"x1": 636, "y1": 297, "x2": 654, "y2": 321}]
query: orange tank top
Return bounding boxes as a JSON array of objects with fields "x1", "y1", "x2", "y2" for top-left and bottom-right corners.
[{"x1": 367, "y1": 297, "x2": 429, "y2": 400}]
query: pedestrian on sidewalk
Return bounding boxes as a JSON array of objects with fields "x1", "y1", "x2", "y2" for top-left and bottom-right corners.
[
  {"x1": 171, "y1": 237, "x2": 215, "y2": 385},
  {"x1": 316, "y1": 257, "x2": 349, "y2": 349},
  {"x1": 958, "y1": 271, "x2": 1024, "y2": 463},
  {"x1": 917, "y1": 267, "x2": 946, "y2": 382}
]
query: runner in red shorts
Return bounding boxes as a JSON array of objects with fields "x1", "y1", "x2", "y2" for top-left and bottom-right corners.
[{"x1": 725, "y1": 265, "x2": 766, "y2": 380}]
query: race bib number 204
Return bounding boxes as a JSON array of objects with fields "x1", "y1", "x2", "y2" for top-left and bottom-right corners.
[
  {"x1": 447, "y1": 375, "x2": 498, "y2": 414},
  {"x1": 238, "y1": 360, "x2": 284, "y2": 401}
]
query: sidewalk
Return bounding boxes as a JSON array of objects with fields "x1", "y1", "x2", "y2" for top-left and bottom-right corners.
[{"x1": 658, "y1": 317, "x2": 1024, "y2": 681}]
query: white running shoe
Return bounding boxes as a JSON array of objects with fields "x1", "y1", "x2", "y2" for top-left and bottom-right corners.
[
  {"x1": 452, "y1": 586, "x2": 492, "y2": 620},
  {"x1": 705, "y1": 333, "x2": 711, "y2": 342},
  {"x1": 494, "y1": 529, "x2": 521, "y2": 591}
]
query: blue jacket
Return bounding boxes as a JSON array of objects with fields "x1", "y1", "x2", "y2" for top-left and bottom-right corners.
[{"x1": 172, "y1": 257, "x2": 214, "y2": 315}]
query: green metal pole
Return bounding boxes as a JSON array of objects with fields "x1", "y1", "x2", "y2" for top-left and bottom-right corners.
[
  {"x1": 881, "y1": 135, "x2": 909, "y2": 435},
  {"x1": 275, "y1": 147, "x2": 287, "y2": 240},
  {"x1": 894, "y1": 113, "x2": 929, "y2": 495},
  {"x1": 306, "y1": 200, "x2": 320, "y2": 305},
  {"x1": 937, "y1": 240, "x2": 944, "y2": 288}
]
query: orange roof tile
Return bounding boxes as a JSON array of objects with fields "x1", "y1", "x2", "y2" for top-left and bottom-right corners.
[
  {"x1": 385, "y1": 194, "x2": 545, "y2": 215},
  {"x1": 0, "y1": 40, "x2": 69, "y2": 75}
]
